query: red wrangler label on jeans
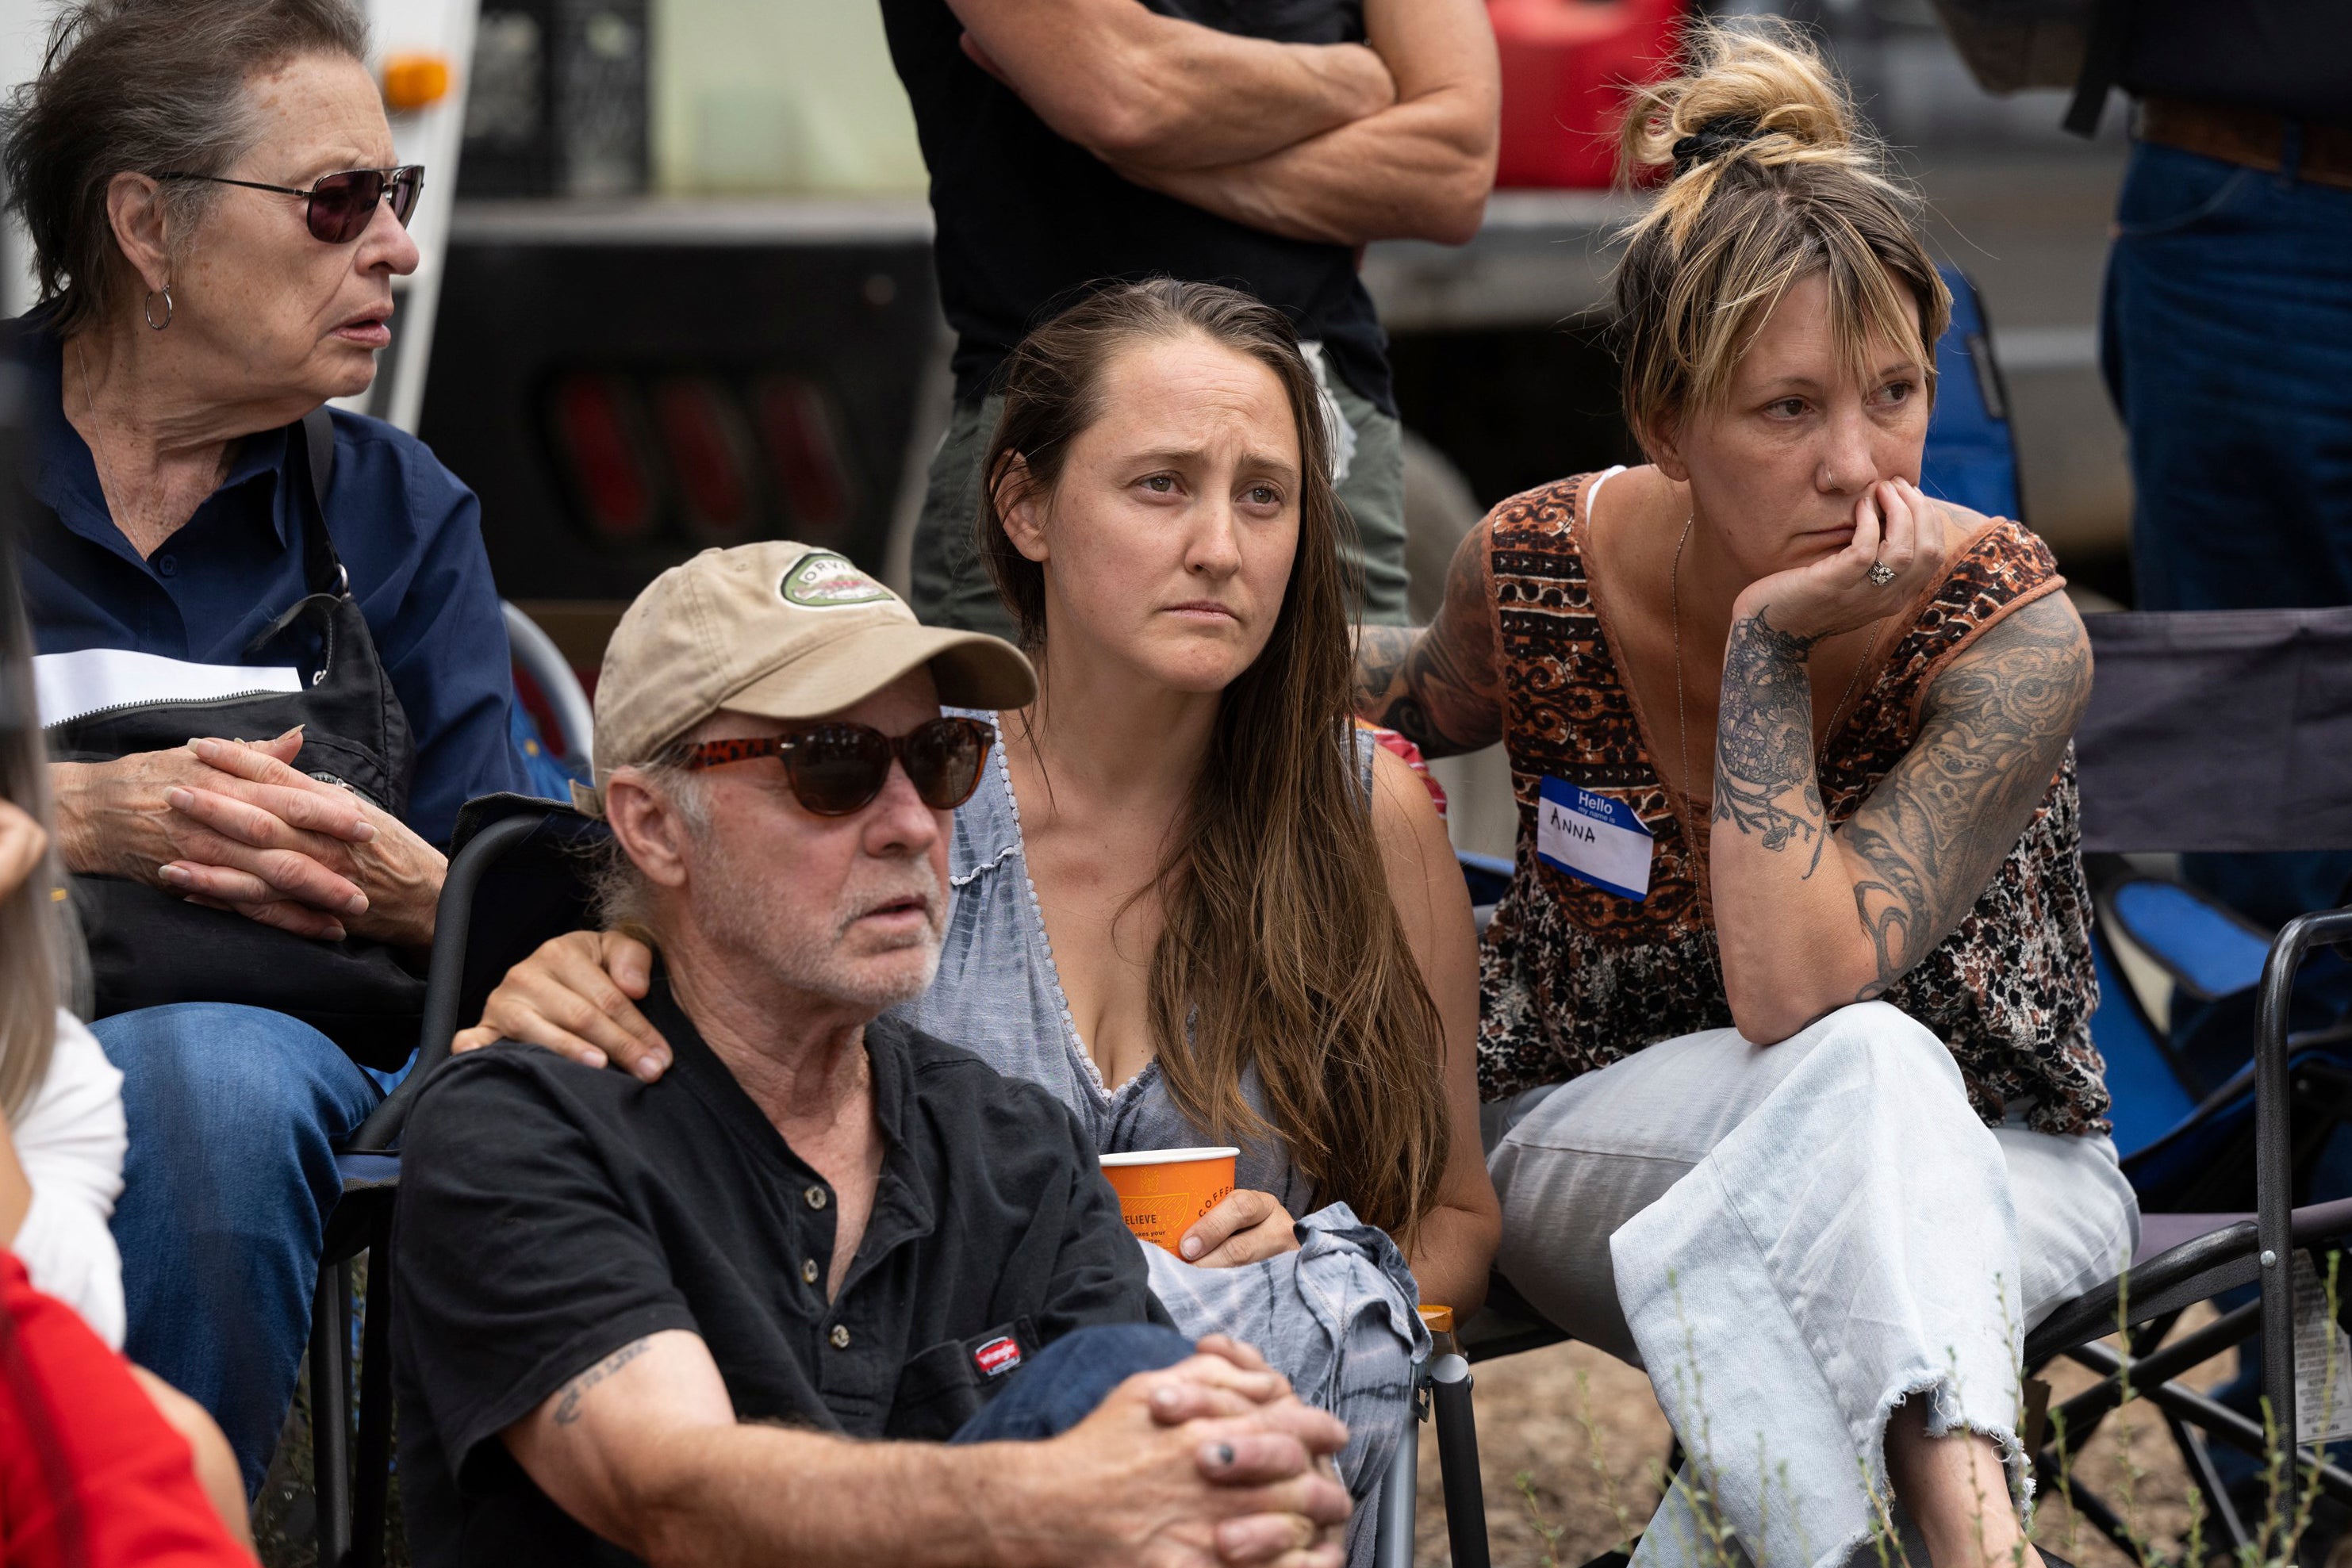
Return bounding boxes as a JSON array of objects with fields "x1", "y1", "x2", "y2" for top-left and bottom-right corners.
[{"x1": 973, "y1": 1336, "x2": 1023, "y2": 1378}]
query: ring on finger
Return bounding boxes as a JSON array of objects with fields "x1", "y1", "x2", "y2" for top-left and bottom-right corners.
[{"x1": 1867, "y1": 560, "x2": 1897, "y2": 586}]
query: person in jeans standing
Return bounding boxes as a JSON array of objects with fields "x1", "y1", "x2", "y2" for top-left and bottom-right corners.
[
  {"x1": 2098, "y1": 0, "x2": 2352, "y2": 924},
  {"x1": 879, "y1": 0, "x2": 1498, "y2": 635}
]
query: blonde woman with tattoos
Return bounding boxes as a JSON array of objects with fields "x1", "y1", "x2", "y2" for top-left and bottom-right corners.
[{"x1": 1355, "y1": 23, "x2": 2131, "y2": 1568}]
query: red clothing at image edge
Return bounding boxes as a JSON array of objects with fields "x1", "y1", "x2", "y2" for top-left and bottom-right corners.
[{"x1": 0, "y1": 1251, "x2": 247, "y2": 1566}]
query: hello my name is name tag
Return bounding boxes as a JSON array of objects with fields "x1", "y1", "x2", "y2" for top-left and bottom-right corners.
[{"x1": 1537, "y1": 776, "x2": 1655, "y2": 902}]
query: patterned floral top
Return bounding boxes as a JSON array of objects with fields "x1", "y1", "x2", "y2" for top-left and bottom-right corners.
[{"x1": 1477, "y1": 472, "x2": 2109, "y2": 1135}]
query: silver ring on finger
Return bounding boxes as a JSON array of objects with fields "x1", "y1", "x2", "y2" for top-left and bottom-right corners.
[{"x1": 1867, "y1": 560, "x2": 1897, "y2": 586}]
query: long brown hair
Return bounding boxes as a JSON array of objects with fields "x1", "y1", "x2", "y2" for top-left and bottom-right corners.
[
  {"x1": 979, "y1": 279, "x2": 1449, "y2": 1241},
  {"x1": 1612, "y1": 19, "x2": 1950, "y2": 448}
]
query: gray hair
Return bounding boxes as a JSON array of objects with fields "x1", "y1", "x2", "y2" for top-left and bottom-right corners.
[
  {"x1": 587, "y1": 759, "x2": 709, "y2": 939},
  {"x1": 0, "y1": 0, "x2": 371, "y2": 335}
]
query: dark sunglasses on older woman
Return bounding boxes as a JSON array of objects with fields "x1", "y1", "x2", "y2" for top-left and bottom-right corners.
[
  {"x1": 155, "y1": 165, "x2": 424, "y2": 244},
  {"x1": 678, "y1": 716, "x2": 996, "y2": 818}
]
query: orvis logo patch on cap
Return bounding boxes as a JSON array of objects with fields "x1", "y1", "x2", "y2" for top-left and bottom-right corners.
[{"x1": 780, "y1": 550, "x2": 892, "y2": 609}]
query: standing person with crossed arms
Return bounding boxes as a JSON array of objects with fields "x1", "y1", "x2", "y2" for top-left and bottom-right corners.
[{"x1": 879, "y1": 0, "x2": 1499, "y2": 636}]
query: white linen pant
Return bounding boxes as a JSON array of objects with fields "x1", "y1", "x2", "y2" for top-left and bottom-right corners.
[{"x1": 1483, "y1": 1003, "x2": 2139, "y2": 1568}]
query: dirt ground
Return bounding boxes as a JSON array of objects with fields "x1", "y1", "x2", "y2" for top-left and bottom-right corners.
[{"x1": 1409, "y1": 1309, "x2": 2254, "y2": 1568}]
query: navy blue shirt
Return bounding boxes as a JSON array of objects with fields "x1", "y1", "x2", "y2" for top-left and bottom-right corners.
[{"x1": 13, "y1": 316, "x2": 524, "y2": 844}]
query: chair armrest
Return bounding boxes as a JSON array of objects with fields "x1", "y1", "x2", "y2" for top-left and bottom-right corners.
[
  {"x1": 347, "y1": 809, "x2": 551, "y2": 1152},
  {"x1": 2255, "y1": 905, "x2": 2352, "y2": 1442}
]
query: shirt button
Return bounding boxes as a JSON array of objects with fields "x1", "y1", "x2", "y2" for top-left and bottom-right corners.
[
  {"x1": 155, "y1": 554, "x2": 178, "y2": 578},
  {"x1": 804, "y1": 1185, "x2": 828, "y2": 1210},
  {"x1": 801, "y1": 1259, "x2": 819, "y2": 1286},
  {"x1": 830, "y1": 1325, "x2": 852, "y2": 1350}
]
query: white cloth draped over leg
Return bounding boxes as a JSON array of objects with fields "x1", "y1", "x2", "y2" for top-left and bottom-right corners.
[{"x1": 1485, "y1": 1003, "x2": 2139, "y2": 1568}]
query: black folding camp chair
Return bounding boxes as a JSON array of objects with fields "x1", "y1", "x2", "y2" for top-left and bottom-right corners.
[
  {"x1": 305, "y1": 794, "x2": 603, "y2": 1566},
  {"x1": 1406, "y1": 605, "x2": 2352, "y2": 1566}
]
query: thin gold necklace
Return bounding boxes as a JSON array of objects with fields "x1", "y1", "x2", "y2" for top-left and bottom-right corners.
[{"x1": 1669, "y1": 512, "x2": 1882, "y2": 809}]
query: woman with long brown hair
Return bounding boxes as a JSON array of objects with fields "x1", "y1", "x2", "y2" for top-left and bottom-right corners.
[
  {"x1": 465, "y1": 279, "x2": 1499, "y2": 1524},
  {"x1": 1357, "y1": 21, "x2": 2131, "y2": 1568}
]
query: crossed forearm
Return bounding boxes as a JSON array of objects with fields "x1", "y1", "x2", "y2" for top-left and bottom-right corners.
[
  {"x1": 1099, "y1": 0, "x2": 1497, "y2": 246},
  {"x1": 955, "y1": 0, "x2": 1393, "y2": 171},
  {"x1": 1111, "y1": 91, "x2": 1494, "y2": 246}
]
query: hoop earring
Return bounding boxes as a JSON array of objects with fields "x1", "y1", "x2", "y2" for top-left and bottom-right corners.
[{"x1": 143, "y1": 286, "x2": 172, "y2": 331}]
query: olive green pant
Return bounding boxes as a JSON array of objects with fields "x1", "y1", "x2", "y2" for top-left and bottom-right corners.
[{"x1": 907, "y1": 361, "x2": 1408, "y2": 634}]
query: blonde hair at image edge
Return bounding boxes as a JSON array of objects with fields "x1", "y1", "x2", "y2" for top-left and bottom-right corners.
[
  {"x1": 0, "y1": 602, "x2": 84, "y2": 1122},
  {"x1": 1613, "y1": 18, "x2": 1952, "y2": 448}
]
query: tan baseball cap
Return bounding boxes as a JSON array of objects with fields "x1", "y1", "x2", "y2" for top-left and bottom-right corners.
[{"x1": 575, "y1": 542, "x2": 1036, "y2": 815}]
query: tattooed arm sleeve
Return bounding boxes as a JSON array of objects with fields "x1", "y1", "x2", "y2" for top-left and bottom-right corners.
[
  {"x1": 1707, "y1": 590, "x2": 2092, "y2": 1038},
  {"x1": 1837, "y1": 590, "x2": 2093, "y2": 997},
  {"x1": 1352, "y1": 518, "x2": 1506, "y2": 758}
]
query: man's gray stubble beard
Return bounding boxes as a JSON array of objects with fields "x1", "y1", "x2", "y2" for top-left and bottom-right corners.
[{"x1": 693, "y1": 842, "x2": 945, "y2": 1013}]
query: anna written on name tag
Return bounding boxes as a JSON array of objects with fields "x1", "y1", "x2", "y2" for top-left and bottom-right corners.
[{"x1": 1537, "y1": 776, "x2": 1655, "y2": 902}]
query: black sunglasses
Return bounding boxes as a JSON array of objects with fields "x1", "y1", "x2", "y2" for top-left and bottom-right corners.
[
  {"x1": 679, "y1": 717, "x2": 997, "y2": 818},
  {"x1": 154, "y1": 166, "x2": 424, "y2": 244}
]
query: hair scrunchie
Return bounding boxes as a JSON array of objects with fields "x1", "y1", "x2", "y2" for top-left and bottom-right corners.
[{"x1": 1669, "y1": 115, "x2": 1763, "y2": 178}]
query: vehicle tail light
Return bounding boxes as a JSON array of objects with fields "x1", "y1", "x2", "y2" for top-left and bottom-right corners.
[
  {"x1": 549, "y1": 373, "x2": 656, "y2": 541},
  {"x1": 754, "y1": 377, "x2": 854, "y2": 541},
  {"x1": 652, "y1": 376, "x2": 756, "y2": 542}
]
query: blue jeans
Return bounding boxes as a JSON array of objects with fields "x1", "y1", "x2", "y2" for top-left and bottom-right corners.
[
  {"x1": 91, "y1": 1003, "x2": 408, "y2": 1493},
  {"x1": 2102, "y1": 136, "x2": 2352, "y2": 926},
  {"x1": 950, "y1": 1323, "x2": 1192, "y2": 1443}
]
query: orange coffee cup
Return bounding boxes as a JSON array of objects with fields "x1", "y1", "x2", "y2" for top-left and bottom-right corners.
[{"x1": 1099, "y1": 1147, "x2": 1239, "y2": 1253}]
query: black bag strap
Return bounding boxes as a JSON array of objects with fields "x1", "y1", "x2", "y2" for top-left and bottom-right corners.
[
  {"x1": 292, "y1": 405, "x2": 348, "y2": 597},
  {"x1": 244, "y1": 406, "x2": 351, "y2": 656},
  {"x1": 2063, "y1": 0, "x2": 2130, "y2": 138}
]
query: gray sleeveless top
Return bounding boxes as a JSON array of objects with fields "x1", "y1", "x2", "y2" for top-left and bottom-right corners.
[
  {"x1": 895, "y1": 715, "x2": 1426, "y2": 1547},
  {"x1": 891, "y1": 711, "x2": 1381, "y2": 1216}
]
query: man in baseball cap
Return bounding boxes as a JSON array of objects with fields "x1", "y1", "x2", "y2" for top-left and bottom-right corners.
[
  {"x1": 392, "y1": 543, "x2": 1350, "y2": 1568},
  {"x1": 574, "y1": 540, "x2": 1038, "y2": 816}
]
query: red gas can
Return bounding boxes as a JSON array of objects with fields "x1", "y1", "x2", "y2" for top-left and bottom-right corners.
[{"x1": 1490, "y1": 0, "x2": 1687, "y2": 188}]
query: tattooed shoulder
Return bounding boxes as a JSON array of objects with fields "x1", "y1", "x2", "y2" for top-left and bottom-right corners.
[{"x1": 1350, "y1": 520, "x2": 1504, "y2": 758}]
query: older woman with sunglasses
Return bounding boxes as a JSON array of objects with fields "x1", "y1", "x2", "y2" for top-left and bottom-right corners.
[{"x1": 0, "y1": 0, "x2": 528, "y2": 1489}]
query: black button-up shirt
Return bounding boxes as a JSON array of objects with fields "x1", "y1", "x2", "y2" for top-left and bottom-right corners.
[{"x1": 390, "y1": 977, "x2": 1157, "y2": 1568}]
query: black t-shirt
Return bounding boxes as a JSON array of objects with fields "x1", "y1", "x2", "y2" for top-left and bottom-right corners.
[
  {"x1": 878, "y1": 0, "x2": 1397, "y2": 416},
  {"x1": 391, "y1": 980, "x2": 1157, "y2": 1568},
  {"x1": 2123, "y1": 1, "x2": 2352, "y2": 124}
]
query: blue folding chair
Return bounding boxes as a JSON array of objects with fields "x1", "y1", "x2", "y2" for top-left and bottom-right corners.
[{"x1": 502, "y1": 600, "x2": 593, "y2": 801}]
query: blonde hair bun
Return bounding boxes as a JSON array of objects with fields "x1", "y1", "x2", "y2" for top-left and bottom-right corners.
[
  {"x1": 1606, "y1": 17, "x2": 1951, "y2": 447},
  {"x1": 1619, "y1": 21, "x2": 1882, "y2": 240}
]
